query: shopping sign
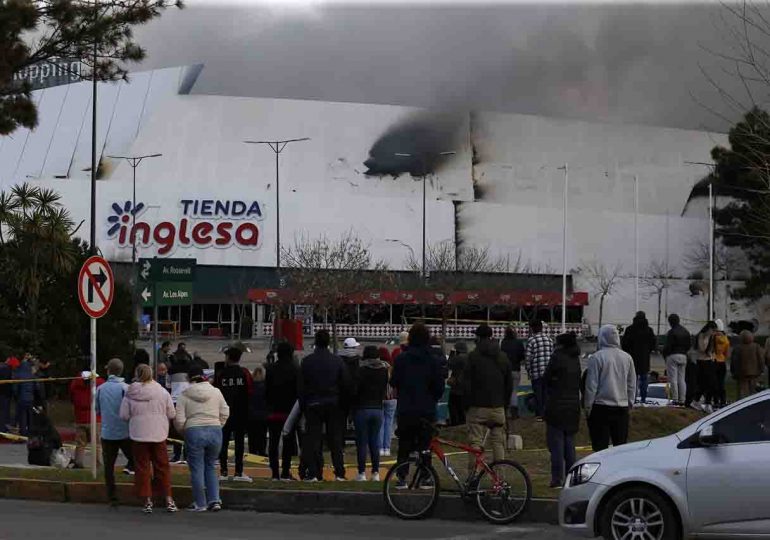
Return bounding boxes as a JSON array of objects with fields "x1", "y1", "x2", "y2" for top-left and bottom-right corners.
[
  {"x1": 78, "y1": 256, "x2": 115, "y2": 318},
  {"x1": 138, "y1": 258, "x2": 195, "y2": 307},
  {"x1": 107, "y1": 199, "x2": 263, "y2": 256}
]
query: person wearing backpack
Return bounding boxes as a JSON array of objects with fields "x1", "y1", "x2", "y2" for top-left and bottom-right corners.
[{"x1": 463, "y1": 324, "x2": 513, "y2": 476}]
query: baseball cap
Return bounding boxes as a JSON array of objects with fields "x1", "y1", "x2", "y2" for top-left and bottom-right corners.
[{"x1": 343, "y1": 338, "x2": 361, "y2": 349}]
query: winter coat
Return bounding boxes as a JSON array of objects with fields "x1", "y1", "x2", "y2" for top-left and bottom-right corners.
[
  {"x1": 214, "y1": 363, "x2": 254, "y2": 427},
  {"x1": 298, "y1": 348, "x2": 351, "y2": 409},
  {"x1": 249, "y1": 380, "x2": 267, "y2": 422},
  {"x1": 69, "y1": 377, "x2": 105, "y2": 425},
  {"x1": 662, "y1": 324, "x2": 692, "y2": 357},
  {"x1": 543, "y1": 344, "x2": 582, "y2": 434},
  {"x1": 584, "y1": 325, "x2": 637, "y2": 418},
  {"x1": 463, "y1": 339, "x2": 513, "y2": 409},
  {"x1": 430, "y1": 346, "x2": 449, "y2": 380},
  {"x1": 621, "y1": 314, "x2": 657, "y2": 375},
  {"x1": 265, "y1": 357, "x2": 299, "y2": 419},
  {"x1": 95, "y1": 375, "x2": 129, "y2": 440},
  {"x1": 13, "y1": 361, "x2": 37, "y2": 404},
  {"x1": 391, "y1": 345, "x2": 445, "y2": 418},
  {"x1": 500, "y1": 337, "x2": 526, "y2": 372},
  {"x1": 119, "y1": 381, "x2": 176, "y2": 443},
  {"x1": 731, "y1": 331, "x2": 765, "y2": 379},
  {"x1": 354, "y1": 358, "x2": 389, "y2": 409},
  {"x1": 174, "y1": 381, "x2": 229, "y2": 433},
  {"x1": 696, "y1": 330, "x2": 716, "y2": 361},
  {"x1": 0, "y1": 363, "x2": 12, "y2": 398},
  {"x1": 448, "y1": 351, "x2": 469, "y2": 396},
  {"x1": 714, "y1": 332, "x2": 730, "y2": 363}
]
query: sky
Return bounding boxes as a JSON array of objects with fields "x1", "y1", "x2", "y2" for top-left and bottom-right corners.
[{"x1": 128, "y1": 0, "x2": 770, "y2": 133}]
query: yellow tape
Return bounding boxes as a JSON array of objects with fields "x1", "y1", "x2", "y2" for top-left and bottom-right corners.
[{"x1": 0, "y1": 376, "x2": 82, "y2": 385}]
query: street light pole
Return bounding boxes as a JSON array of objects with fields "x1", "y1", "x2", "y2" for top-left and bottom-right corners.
[
  {"x1": 89, "y1": 0, "x2": 100, "y2": 482},
  {"x1": 244, "y1": 138, "x2": 310, "y2": 274},
  {"x1": 558, "y1": 163, "x2": 568, "y2": 334},
  {"x1": 394, "y1": 151, "x2": 456, "y2": 279}
]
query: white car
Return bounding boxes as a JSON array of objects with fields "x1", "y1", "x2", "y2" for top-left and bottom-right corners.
[
  {"x1": 635, "y1": 383, "x2": 669, "y2": 407},
  {"x1": 559, "y1": 390, "x2": 770, "y2": 539}
]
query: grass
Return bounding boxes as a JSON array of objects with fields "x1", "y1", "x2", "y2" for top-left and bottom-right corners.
[{"x1": 0, "y1": 405, "x2": 705, "y2": 499}]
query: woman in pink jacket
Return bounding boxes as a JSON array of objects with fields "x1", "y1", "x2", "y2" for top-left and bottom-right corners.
[{"x1": 120, "y1": 364, "x2": 177, "y2": 514}]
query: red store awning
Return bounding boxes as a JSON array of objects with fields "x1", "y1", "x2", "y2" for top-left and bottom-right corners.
[{"x1": 248, "y1": 288, "x2": 589, "y2": 307}]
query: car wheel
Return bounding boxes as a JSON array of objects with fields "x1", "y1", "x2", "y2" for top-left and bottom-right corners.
[{"x1": 599, "y1": 486, "x2": 679, "y2": 540}]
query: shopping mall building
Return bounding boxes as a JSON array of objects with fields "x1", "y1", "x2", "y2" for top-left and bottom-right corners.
[{"x1": 2, "y1": 64, "x2": 763, "y2": 338}]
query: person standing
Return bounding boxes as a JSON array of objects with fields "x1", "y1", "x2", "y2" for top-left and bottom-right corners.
[
  {"x1": 584, "y1": 325, "x2": 637, "y2": 452},
  {"x1": 298, "y1": 330, "x2": 350, "y2": 482},
  {"x1": 500, "y1": 327, "x2": 525, "y2": 418},
  {"x1": 120, "y1": 364, "x2": 177, "y2": 514},
  {"x1": 13, "y1": 353, "x2": 36, "y2": 436},
  {"x1": 447, "y1": 341, "x2": 469, "y2": 426},
  {"x1": 525, "y1": 320, "x2": 554, "y2": 421},
  {"x1": 353, "y1": 346, "x2": 389, "y2": 482},
  {"x1": 174, "y1": 365, "x2": 229, "y2": 512},
  {"x1": 621, "y1": 311, "x2": 657, "y2": 404},
  {"x1": 377, "y1": 347, "x2": 397, "y2": 457},
  {"x1": 247, "y1": 365, "x2": 268, "y2": 457},
  {"x1": 391, "y1": 323, "x2": 446, "y2": 485},
  {"x1": 713, "y1": 320, "x2": 730, "y2": 408},
  {"x1": 391, "y1": 331, "x2": 409, "y2": 364},
  {"x1": 463, "y1": 324, "x2": 512, "y2": 476},
  {"x1": 96, "y1": 359, "x2": 134, "y2": 506},
  {"x1": 214, "y1": 346, "x2": 254, "y2": 483},
  {"x1": 156, "y1": 362, "x2": 170, "y2": 392},
  {"x1": 265, "y1": 342, "x2": 299, "y2": 481},
  {"x1": 544, "y1": 333, "x2": 581, "y2": 488},
  {"x1": 662, "y1": 314, "x2": 691, "y2": 406},
  {"x1": 69, "y1": 368, "x2": 105, "y2": 469},
  {"x1": 0, "y1": 360, "x2": 12, "y2": 433},
  {"x1": 429, "y1": 336, "x2": 449, "y2": 380},
  {"x1": 693, "y1": 322, "x2": 717, "y2": 412},
  {"x1": 731, "y1": 330, "x2": 765, "y2": 400},
  {"x1": 339, "y1": 337, "x2": 362, "y2": 438}
]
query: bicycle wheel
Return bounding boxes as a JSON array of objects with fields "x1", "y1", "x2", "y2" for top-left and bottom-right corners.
[
  {"x1": 383, "y1": 459, "x2": 440, "y2": 520},
  {"x1": 474, "y1": 459, "x2": 532, "y2": 524}
]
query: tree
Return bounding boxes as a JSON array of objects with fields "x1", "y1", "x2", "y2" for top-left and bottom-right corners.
[
  {"x1": 407, "y1": 240, "x2": 506, "y2": 342},
  {"x1": 641, "y1": 259, "x2": 678, "y2": 336},
  {"x1": 577, "y1": 259, "x2": 624, "y2": 330},
  {"x1": 0, "y1": 0, "x2": 182, "y2": 136},
  {"x1": 281, "y1": 231, "x2": 390, "y2": 352}
]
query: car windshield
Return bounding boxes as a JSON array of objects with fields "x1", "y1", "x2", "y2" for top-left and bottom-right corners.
[{"x1": 647, "y1": 386, "x2": 667, "y2": 399}]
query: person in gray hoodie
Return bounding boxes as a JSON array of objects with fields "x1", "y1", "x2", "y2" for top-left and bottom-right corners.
[{"x1": 584, "y1": 325, "x2": 637, "y2": 452}]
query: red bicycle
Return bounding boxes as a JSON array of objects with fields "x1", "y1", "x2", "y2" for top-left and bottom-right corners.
[{"x1": 383, "y1": 423, "x2": 532, "y2": 523}]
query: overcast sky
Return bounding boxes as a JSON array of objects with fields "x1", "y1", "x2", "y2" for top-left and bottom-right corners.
[{"x1": 129, "y1": 0, "x2": 767, "y2": 132}]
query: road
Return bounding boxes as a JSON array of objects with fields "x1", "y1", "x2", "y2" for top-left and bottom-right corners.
[{"x1": 0, "y1": 500, "x2": 570, "y2": 540}]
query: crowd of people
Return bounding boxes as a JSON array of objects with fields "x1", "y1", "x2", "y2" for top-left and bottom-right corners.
[{"x1": 0, "y1": 352, "x2": 50, "y2": 436}]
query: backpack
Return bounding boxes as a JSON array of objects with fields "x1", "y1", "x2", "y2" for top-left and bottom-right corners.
[{"x1": 27, "y1": 407, "x2": 62, "y2": 466}]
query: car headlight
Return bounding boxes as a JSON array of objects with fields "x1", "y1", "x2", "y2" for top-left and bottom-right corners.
[{"x1": 568, "y1": 463, "x2": 601, "y2": 487}]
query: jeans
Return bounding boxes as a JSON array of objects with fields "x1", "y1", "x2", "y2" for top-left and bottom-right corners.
[
  {"x1": 665, "y1": 354, "x2": 687, "y2": 402},
  {"x1": 219, "y1": 418, "x2": 246, "y2": 477},
  {"x1": 532, "y1": 378, "x2": 546, "y2": 417},
  {"x1": 102, "y1": 439, "x2": 133, "y2": 501},
  {"x1": 305, "y1": 403, "x2": 345, "y2": 480},
  {"x1": 379, "y1": 400, "x2": 397, "y2": 451},
  {"x1": 16, "y1": 400, "x2": 32, "y2": 436},
  {"x1": 354, "y1": 408, "x2": 383, "y2": 474},
  {"x1": 395, "y1": 414, "x2": 434, "y2": 479},
  {"x1": 546, "y1": 424, "x2": 576, "y2": 484},
  {"x1": 637, "y1": 373, "x2": 649, "y2": 403},
  {"x1": 685, "y1": 361, "x2": 699, "y2": 406},
  {"x1": 715, "y1": 362, "x2": 727, "y2": 406},
  {"x1": 186, "y1": 426, "x2": 222, "y2": 509},
  {"x1": 466, "y1": 407, "x2": 506, "y2": 474},
  {"x1": 268, "y1": 420, "x2": 296, "y2": 478},
  {"x1": 587, "y1": 404, "x2": 629, "y2": 452}
]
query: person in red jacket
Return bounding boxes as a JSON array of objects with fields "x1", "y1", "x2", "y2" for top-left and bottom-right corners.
[{"x1": 70, "y1": 369, "x2": 105, "y2": 469}]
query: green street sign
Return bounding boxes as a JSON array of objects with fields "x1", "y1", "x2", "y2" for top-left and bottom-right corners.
[
  {"x1": 138, "y1": 258, "x2": 196, "y2": 283},
  {"x1": 140, "y1": 282, "x2": 194, "y2": 307}
]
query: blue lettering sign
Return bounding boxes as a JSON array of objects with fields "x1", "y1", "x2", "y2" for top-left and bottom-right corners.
[
  {"x1": 231, "y1": 200, "x2": 247, "y2": 217},
  {"x1": 246, "y1": 201, "x2": 262, "y2": 218},
  {"x1": 200, "y1": 200, "x2": 214, "y2": 216}
]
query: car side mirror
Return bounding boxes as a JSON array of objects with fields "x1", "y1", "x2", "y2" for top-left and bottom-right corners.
[{"x1": 698, "y1": 425, "x2": 721, "y2": 447}]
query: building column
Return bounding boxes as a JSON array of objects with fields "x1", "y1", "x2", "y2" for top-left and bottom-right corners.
[{"x1": 256, "y1": 305, "x2": 265, "y2": 338}]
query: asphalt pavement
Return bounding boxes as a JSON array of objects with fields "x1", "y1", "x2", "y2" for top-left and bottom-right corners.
[{"x1": 0, "y1": 500, "x2": 570, "y2": 540}]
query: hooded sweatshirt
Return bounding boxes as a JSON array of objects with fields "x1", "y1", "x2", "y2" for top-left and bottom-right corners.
[
  {"x1": 174, "y1": 382, "x2": 230, "y2": 433},
  {"x1": 119, "y1": 380, "x2": 176, "y2": 443},
  {"x1": 464, "y1": 339, "x2": 513, "y2": 409},
  {"x1": 355, "y1": 357, "x2": 389, "y2": 409},
  {"x1": 391, "y1": 345, "x2": 445, "y2": 418},
  {"x1": 731, "y1": 330, "x2": 765, "y2": 379},
  {"x1": 584, "y1": 325, "x2": 637, "y2": 417},
  {"x1": 621, "y1": 313, "x2": 657, "y2": 375}
]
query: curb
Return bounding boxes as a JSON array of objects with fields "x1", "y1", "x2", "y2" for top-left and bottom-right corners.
[{"x1": 0, "y1": 478, "x2": 558, "y2": 524}]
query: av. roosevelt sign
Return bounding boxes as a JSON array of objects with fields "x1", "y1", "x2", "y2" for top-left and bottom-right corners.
[{"x1": 106, "y1": 198, "x2": 264, "y2": 256}]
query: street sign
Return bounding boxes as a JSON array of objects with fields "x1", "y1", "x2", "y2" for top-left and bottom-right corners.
[
  {"x1": 141, "y1": 282, "x2": 194, "y2": 307},
  {"x1": 138, "y1": 258, "x2": 196, "y2": 282},
  {"x1": 78, "y1": 256, "x2": 115, "y2": 318}
]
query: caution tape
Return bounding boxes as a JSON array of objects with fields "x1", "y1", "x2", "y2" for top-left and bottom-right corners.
[{"x1": 0, "y1": 376, "x2": 83, "y2": 385}]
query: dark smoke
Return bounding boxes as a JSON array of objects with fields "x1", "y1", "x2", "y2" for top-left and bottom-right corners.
[{"x1": 362, "y1": 112, "x2": 464, "y2": 177}]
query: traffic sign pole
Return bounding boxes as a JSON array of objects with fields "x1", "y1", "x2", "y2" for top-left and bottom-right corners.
[{"x1": 90, "y1": 317, "x2": 97, "y2": 480}]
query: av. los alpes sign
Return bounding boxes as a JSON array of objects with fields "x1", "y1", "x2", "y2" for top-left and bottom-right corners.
[{"x1": 107, "y1": 199, "x2": 263, "y2": 255}]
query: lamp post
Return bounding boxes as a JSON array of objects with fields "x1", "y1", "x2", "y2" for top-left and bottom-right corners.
[
  {"x1": 244, "y1": 138, "x2": 310, "y2": 275},
  {"x1": 394, "y1": 151, "x2": 456, "y2": 279},
  {"x1": 557, "y1": 164, "x2": 568, "y2": 333}
]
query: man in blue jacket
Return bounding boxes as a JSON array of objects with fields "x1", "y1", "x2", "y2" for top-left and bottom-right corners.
[
  {"x1": 95, "y1": 358, "x2": 134, "y2": 505},
  {"x1": 391, "y1": 323, "x2": 445, "y2": 482},
  {"x1": 13, "y1": 353, "x2": 36, "y2": 436}
]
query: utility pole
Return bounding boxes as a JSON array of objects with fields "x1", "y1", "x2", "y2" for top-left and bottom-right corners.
[
  {"x1": 634, "y1": 175, "x2": 639, "y2": 314},
  {"x1": 89, "y1": 0, "x2": 99, "y2": 481},
  {"x1": 558, "y1": 163, "x2": 568, "y2": 333}
]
